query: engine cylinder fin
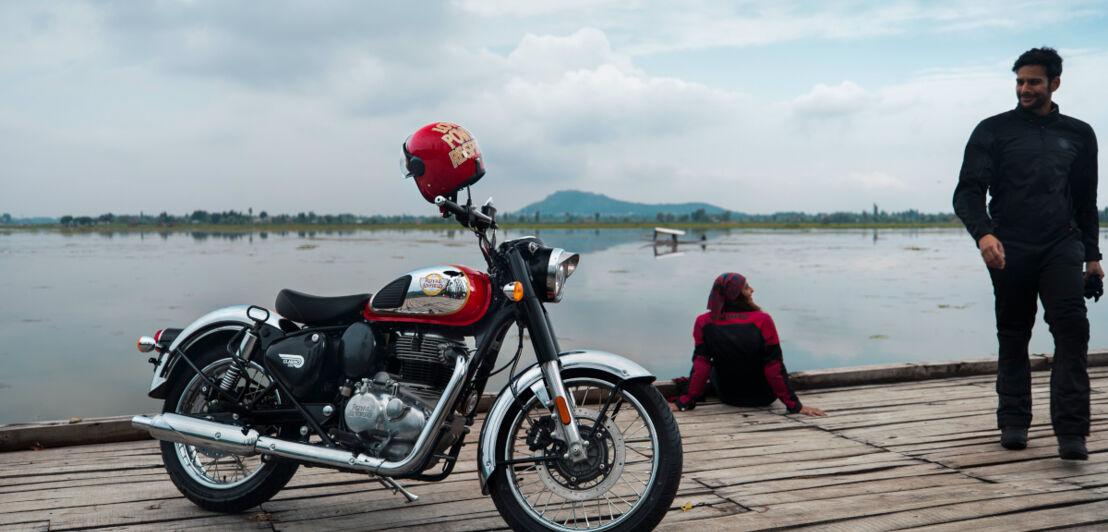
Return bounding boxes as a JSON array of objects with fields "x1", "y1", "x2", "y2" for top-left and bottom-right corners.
[{"x1": 394, "y1": 333, "x2": 462, "y2": 389}]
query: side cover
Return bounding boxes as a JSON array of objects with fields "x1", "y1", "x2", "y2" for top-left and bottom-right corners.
[{"x1": 475, "y1": 350, "x2": 655, "y2": 493}]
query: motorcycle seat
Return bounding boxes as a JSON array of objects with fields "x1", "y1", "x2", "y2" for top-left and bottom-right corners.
[{"x1": 275, "y1": 289, "x2": 371, "y2": 326}]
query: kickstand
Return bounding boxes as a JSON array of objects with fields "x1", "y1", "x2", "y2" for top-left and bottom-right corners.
[{"x1": 377, "y1": 475, "x2": 419, "y2": 503}]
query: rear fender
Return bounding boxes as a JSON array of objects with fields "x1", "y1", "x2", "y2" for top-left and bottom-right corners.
[
  {"x1": 147, "y1": 305, "x2": 288, "y2": 398},
  {"x1": 475, "y1": 350, "x2": 655, "y2": 493}
]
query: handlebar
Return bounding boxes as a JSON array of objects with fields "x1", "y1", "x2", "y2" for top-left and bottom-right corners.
[{"x1": 435, "y1": 196, "x2": 498, "y2": 230}]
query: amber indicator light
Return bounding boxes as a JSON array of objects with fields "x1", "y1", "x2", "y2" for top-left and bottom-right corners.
[
  {"x1": 502, "y1": 282, "x2": 524, "y2": 302},
  {"x1": 555, "y1": 397, "x2": 572, "y2": 424}
]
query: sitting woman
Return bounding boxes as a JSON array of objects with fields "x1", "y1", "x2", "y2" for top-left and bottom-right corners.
[{"x1": 670, "y1": 273, "x2": 825, "y2": 416}]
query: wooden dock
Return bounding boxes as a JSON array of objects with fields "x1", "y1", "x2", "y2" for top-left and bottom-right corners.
[{"x1": 3, "y1": 366, "x2": 1108, "y2": 531}]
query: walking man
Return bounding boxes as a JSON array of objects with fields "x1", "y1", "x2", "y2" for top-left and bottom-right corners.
[{"x1": 953, "y1": 47, "x2": 1100, "y2": 460}]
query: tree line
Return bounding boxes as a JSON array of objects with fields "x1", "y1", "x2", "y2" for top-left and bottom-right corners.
[
  {"x1": 44, "y1": 205, "x2": 1108, "y2": 227},
  {"x1": 56, "y1": 210, "x2": 460, "y2": 227}
]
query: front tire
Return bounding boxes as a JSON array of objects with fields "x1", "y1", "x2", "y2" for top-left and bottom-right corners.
[
  {"x1": 489, "y1": 375, "x2": 682, "y2": 531},
  {"x1": 160, "y1": 344, "x2": 298, "y2": 513}
]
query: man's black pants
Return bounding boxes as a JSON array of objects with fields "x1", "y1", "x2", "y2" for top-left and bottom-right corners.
[{"x1": 988, "y1": 232, "x2": 1090, "y2": 436}]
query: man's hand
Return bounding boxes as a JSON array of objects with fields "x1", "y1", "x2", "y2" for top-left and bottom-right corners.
[
  {"x1": 978, "y1": 234, "x2": 1005, "y2": 269},
  {"x1": 1086, "y1": 261, "x2": 1104, "y2": 281}
]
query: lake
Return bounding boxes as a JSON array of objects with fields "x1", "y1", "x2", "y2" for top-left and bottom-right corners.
[{"x1": 2, "y1": 227, "x2": 1104, "y2": 424}]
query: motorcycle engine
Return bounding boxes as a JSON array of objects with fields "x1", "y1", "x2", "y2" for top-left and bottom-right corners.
[{"x1": 342, "y1": 332, "x2": 465, "y2": 461}]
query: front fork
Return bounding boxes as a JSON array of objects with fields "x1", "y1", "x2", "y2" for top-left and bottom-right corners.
[
  {"x1": 507, "y1": 248, "x2": 589, "y2": 462},
  {"x1": 540, "y1": 360, "x2": 588, "y2": 462}
]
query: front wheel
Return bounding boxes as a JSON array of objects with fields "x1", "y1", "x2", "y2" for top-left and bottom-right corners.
[
  {"x1": 489, "y1": 375, "x2": 682, "y2": 531},
  {"x1": 160, "y1": 344, "x2": 298, "y2": 513}
]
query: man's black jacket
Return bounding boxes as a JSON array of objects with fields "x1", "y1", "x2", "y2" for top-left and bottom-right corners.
[{"x1": 953, "y1": 103, "x2": 1100, "y2": 261}]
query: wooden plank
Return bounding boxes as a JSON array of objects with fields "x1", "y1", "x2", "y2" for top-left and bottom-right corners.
[
  {"x1": 716, "y1": 463, "x2": 952, "y2": 499},
  {"x1": 0, "y1": 496, "x2": 241, "y2": 529},
  {"x1": 265, "y1": 490, "x2": 502, "y2": 530},
  {"x1": 691, "y1": 453, "x2": 923, "y2": 489},
  {"x1": 5, "y1": 363, "x2": 1108, "y2": 531},
  {"x1": 0, "y1": 478, "x2": 183, "y2": 512},
  {"x1": 0, "y1": 414, "x2": 152, "y2": 452},
  {"x1": 91, "y1": 514, "x2": 275, "y2": 531},
  {"x1": 905, "y1": 497, "x2": 1108, "y2": 532},
  {"x1": 784, "y1": 490, "x2": 1108, "y2": 531},
  {"x1": 724, "y1": 471, "x2": 983, "y2": 507},
  {"x1": 658, "y1": 484, "x2": 1090, "y2": 531},
  {"x1": 0, "y1": 522, "x2": 49, "y2": 532}
]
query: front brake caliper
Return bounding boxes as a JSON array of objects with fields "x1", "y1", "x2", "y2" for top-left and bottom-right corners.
[{"x1": 526, "y1": 415, "x2": 558, "y2": 451}]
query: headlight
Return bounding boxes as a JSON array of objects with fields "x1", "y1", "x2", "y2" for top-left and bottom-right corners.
[{"x1": 529, "y1": 247, "x2": 580, "y2": 302}]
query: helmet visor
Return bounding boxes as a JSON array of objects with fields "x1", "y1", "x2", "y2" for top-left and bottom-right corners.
[{"x1": 400, "y1": 153, "x2": 412, "y2": 179}]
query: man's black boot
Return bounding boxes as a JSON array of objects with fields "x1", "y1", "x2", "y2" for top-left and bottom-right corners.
[
  {"x1": 1058, "y1": 435, "x2": 1088, "y2": 460},
  {"x1": 1000, "y1": 426, "x2": 1028, "y2": 450}
]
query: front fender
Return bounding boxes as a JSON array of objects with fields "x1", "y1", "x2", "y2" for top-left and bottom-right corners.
[
  {"x1": 147, "y1": 305, "x2": 287, "y2": 398},
  {"x1": 476, "y1": 349, "x2": 655, "y2": 493}
]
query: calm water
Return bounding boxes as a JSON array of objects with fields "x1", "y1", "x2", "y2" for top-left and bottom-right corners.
[{"x1": 2, "y1": 227, "x2": 1105, "y2": 424}]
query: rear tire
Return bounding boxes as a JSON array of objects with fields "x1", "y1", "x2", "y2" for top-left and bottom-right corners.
[
  {"x1": 160, "y1": 343, "x2": 298, "y2": 513},
  {"x1": 489, "y1": 375, "x2": 682, "y2": 531}
]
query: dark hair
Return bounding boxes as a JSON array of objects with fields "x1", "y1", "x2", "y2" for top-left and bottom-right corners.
[
  {"x1": 724, "y1": 298, "x2": 761, "y2": 313},
  {"x1": 1013, "y1": 47, "x2": 1063, "y2": 80}
]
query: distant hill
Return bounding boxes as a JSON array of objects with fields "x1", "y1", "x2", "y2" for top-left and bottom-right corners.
[{"x1": 512, "y1": 190, "x2": 736, "y2": 219}]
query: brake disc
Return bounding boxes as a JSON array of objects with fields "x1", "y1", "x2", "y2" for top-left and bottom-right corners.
[{"x1": 533, "y1": 407, "x2": 625, "y2": 501}]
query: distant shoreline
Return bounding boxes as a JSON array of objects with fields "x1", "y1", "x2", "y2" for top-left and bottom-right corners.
[{"x1": 1, "y1": 221, "x2": 969, "y2": 233}]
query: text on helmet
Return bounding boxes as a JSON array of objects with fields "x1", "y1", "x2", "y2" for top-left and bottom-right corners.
[{"x1": 431, "y1": 122, "x2": 479, "y2": 169}]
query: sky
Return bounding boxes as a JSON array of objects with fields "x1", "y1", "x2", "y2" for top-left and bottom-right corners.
[{"x1": 2, "y1": 0, "x2": 1107, "y2": 218}]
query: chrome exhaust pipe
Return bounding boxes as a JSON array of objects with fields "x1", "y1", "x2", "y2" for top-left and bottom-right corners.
[
  {"x1": 132, "y1": 412, "x2": 260, "y2": 454},
  {"x1": 133, "y1": 352, "x2": 469, "y2": 477}
]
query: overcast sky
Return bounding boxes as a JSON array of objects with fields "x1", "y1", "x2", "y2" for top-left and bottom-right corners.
[{"x1": 2, "y1": 1, "x2": 1106, "y2": 218}]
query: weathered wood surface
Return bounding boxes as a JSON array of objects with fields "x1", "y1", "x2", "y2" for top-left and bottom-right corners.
[
  {"x1": 3, "y1": 367, "x2": 1108, "y2": 531},
  {"x1": 7, "y1": 350, "x2": 1108, "y2": 452}
]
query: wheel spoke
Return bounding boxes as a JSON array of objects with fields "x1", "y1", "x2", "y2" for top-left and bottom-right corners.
[
  {"x1": 502, "y1": 378, "x2": 665, "y2": 531},
  {"x1": 173, "y1": 357, "x2": 273, "y2": 489}
]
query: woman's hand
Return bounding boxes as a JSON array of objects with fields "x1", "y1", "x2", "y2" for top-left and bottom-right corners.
[{"x1": 799, "y1": 405, "x2": 826, "y2": 416}]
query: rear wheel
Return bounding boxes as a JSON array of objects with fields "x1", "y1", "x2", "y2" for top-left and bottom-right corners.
[
  {"x1": 489, "y1": 375, "x2": 682, "y2": 531},
  {"x1": 160, "y1": 344, "x2": 298, "y2": 513}
]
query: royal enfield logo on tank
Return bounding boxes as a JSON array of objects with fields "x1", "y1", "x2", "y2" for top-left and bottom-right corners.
[{"x1": 420, "y1": 273, "x2": 446, "y2": 295}]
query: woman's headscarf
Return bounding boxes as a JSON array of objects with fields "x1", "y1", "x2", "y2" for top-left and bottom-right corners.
[{"x1": 707, "y1": 272, "x2": 747, "y2": 320}]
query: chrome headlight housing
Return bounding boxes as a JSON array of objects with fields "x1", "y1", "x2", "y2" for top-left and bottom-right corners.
[{"x1": 529, "y1": 247, "x2": 580, "y2": 302}]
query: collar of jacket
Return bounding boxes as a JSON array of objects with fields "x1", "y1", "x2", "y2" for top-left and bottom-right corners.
[{"x1": 1013, "y1": 101, "x2": 1060, "y2": 124}]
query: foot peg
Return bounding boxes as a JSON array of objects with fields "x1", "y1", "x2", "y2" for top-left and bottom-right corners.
[{"x1": 377, "y1": 476, "x2": 419, "y2": 502}]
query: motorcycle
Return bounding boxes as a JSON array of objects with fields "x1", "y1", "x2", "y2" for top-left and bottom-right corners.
[{"x1": 131, "y1": 122, "x2": 683, "y2": 531}]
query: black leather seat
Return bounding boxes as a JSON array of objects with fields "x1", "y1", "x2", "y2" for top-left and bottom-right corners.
[{"x1": 275, "y1": 289, "x2": 371, "y2": 326}]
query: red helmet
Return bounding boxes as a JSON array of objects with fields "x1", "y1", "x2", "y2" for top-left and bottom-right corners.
[{"x1": 403, "y1": 122, "x2": 485, "y2": 203}]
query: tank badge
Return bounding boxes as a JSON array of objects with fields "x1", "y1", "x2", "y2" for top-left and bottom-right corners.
[
  {"x1": 278, "y1": 354, "x2": 305, "y2": 369},
  {"x1": 420, "y1": 273, "x2": 446, "y2": 296}
]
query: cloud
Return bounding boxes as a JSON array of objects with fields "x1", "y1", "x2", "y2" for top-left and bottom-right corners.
[
  {"x1": 499, "y1": 64, "x2": 744, "y2": 144},
  {"x1": 457, "y1": 1, "x2": 1105, "y2": 55},
  {"x1": 849, "y1": 171, "x2": 909, "y2": 190},
  {"x1": 506, "y1": 28, "x2": 636, "y2": 82},
  {"x1": 2, "y1": 2, "x2": 1107, "y2": 219},
  {"x1": 792, "y1": 81, "x2": 877, "y2": 120},
  {"x1": 94, "y1": 1, "x2": 458, "y2": 89},
  {"x1": 453, "y1": 0, "x2": 628, "y2": 19}
]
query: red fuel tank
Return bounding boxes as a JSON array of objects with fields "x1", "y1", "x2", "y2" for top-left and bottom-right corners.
[{"x1": 363, "y1": 265, "x2": 491, "y2": 326}]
